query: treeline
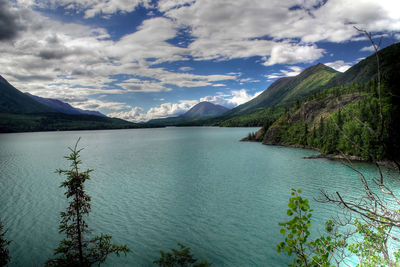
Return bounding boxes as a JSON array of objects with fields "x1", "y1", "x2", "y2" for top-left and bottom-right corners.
[{"x1": 0, "y1": 113, "x2": 154, "y2": 133}]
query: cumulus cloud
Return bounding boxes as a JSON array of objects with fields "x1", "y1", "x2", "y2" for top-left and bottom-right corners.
[
  {"x1": 108, "y1": 107, "x2": 147, "y2": 122},
  {"x1": 324, "y1": 60, "x2": 352, "y2": 72},
  {"x1": 16, "y1": 0, "x2": 153, "y2": 18},
  {"x1": 159, "y1": 0, "x2": 400, "y2": 65},
  {"x1": 200, "y1": 89, "x2": 262, "y2": 109},
  {"x1": 0, "y1": 0, "x2": 24, "y2": 40},
  {"x1": 263, "y1": 43, "x2": 324, "y2": 66},
  {"x1": 0, "y1": 7, "x2": 235, "y2": 107},
  {"x1": 109, "y1": 100, "x2": 198, "y2": 122},
  {"x1": 109, "y1": 89, "x2": 262, "y2": 122}
]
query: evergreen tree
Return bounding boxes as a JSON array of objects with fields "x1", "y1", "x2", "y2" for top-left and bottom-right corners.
[
  {"x1": 154, "y1": 243, "x2": 212, "y2": 267},
  {"x1": 46, "y1": 139, "x2": 130, "y2": 267},
  {"x1": 0, "y1": 220, "x2": 11, "y2": 267}
]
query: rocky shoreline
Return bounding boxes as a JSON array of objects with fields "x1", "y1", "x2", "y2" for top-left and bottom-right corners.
[
  {"x1": 302, "y1": 153, "x2": 364, "y2": 161},
  {"x1": 241, "y1": 136, "x2": 399, "y2": 171}
]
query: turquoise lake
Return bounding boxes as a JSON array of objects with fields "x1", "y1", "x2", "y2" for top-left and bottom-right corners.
[{"x1": 0, "y1": 127, "x2": 390, "y2": 266}]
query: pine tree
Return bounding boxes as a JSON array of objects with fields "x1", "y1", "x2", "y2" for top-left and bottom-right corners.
[
  {"x1": 0, "y1": 220, "x2": 11, "y2": 267},
  {"x1": 46, "y1": 139, "x2": 130, "y2": 267}
]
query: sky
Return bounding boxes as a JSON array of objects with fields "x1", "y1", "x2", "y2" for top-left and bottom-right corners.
[{"x1": 1, "y1": 0, "x2": 400, "y2": 122}]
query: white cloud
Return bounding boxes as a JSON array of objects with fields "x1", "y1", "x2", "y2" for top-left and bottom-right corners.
[
  {"x1": 163, "y1": 0, "x2": 400, "y2": 63},
  {"x1": 263, "y1": 43, "x2": 324, "y2": 66},
  {"x1": 178, "y1": 66, "x2": 193, "y2": 72},
  {"x1": 360, "y1": 45, "x2": 375, "y2": 52},
  {"x1": 16, "y1": 0, "x2": 153, "y2": 18},
  {"x1": 69, "y1": 98, "x2": 130, "y2": 111},
  {"x1": 108, "y1": 107, "x2": 147, "y2": 122},
  {"x1": 200, "y1": 89, "x2": 262, "y2": 109},
  {"x1": 116, "y1": 78, "x2": 171, "y2": 92},
  {"x1": 265, "y1": 66, "x2": 303, "y2": 80},
  {"x1": 239, "y1": 78, "x2": 260, "y2": 83},
  {"x1": 281, "y1": 66, "x2": 303, "y2": 77},
  {"x1": 157, "y1": 0, "x2": 195, "y2": 12},
  {"x1": 324, "y1": 60, "x2": 352, "y2": 72},
  {"x1": 0, "y1": 8, "x2": 236, "y2": 108},
  {"x1": 109, "y1": 99, "x2": 198, "y2": 122}
]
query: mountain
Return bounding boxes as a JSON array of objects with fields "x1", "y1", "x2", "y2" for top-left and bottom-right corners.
[
  {"x1": 211, "y1": 42, "x2": 400, "y2": 128},
  {"x1": 0, "y1": 75, "x2": 143, "y2": 133},
  {"x1": 148, "y1": 102, "x2": 230, "y2": 126},
  {"x1": 0, "y1": 75, "x2": 56, "y2": 114},
  {"x1": 25, "y1": 93, "x2": 106, "y2": 117},
  {"x1": 181, "y1": 102, "x2": 229, "y2": 119},
  {"x1": 224, "y1": 63, "x2": 338, "y2": 117}
]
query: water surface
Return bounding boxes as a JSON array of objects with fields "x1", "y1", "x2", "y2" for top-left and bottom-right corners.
[{"x1": 0, "y1": 127, "x2": 389, "y2": 266}]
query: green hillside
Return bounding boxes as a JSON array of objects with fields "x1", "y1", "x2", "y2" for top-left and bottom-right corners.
[
  {"x1": 224, "y1": 63, "x2": 338, "y2": 117},
  {"x1": 0, "y1": 75, "x2": 56, "y2": 113}
]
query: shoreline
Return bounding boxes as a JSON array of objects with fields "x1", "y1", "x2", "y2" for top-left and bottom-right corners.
[{"x1": 241, "y1": 138, "x2": 399, "y2": 171}]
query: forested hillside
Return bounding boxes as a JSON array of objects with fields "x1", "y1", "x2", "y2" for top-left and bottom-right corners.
[
  {"x1": 241, "y1": 42, "x2": 400, "y2": 161},
  {"x1": 246, "y1": 80, "x2": 393, "y2": 160}
]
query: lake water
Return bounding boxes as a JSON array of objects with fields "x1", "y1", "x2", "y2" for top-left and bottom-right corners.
[{"x1": 0, "y1": 127, "x2": 391, "y2": 266}]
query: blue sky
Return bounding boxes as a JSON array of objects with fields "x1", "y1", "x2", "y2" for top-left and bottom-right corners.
[{"x1": 1, "y1": 0, "x2": 399, "y2": 122}]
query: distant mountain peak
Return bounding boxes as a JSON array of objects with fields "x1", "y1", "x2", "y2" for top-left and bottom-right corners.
[
  {"x1": 301, "y1": 63, "x2": 337, "y2": 75},
  {"x1": 181, "y1": 101, "x2": 230, "y2": 119}
]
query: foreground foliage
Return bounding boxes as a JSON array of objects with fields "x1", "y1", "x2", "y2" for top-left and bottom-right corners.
[
  {"x1": 277, "y1": 189, "x2": 347, "y2": 266},
  {"x1": 46, "y1": 139, "x2": 130, "y2": 267},
  {"x1": 0, "y1": 220, "x2": 11, "y2": 267},
  {"x1": 154, "y1": 243, "x2": 212, "y2": 267},
  {"x1": 278, "y1": 189, "x2": 400, "y2": 266}
]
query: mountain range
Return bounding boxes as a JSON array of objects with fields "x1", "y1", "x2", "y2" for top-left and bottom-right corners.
[
  {"x1": 25, "y1": 93, "x2": 106, "y2": 117},
  {"x1": 144, "y1": 42, "x2": 400, "y2": 160},
  {"x1": 0, "y1": 75, "x2": 141, "y2": 132},
  {"x1": 1, "y1": 42, "x2": 399, "y2": 144},
  {"x1": 198, "y1": 42, "x2": 400, "y2": 128}
]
